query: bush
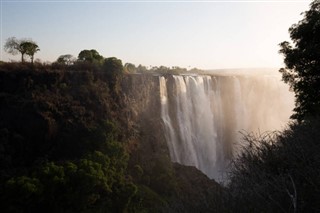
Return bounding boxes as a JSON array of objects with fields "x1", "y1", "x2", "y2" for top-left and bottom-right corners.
[{"x1": 226, "y1": 118, "x2": 320, "y2": 212}]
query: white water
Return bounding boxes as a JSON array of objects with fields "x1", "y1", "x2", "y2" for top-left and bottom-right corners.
[{"x1": 159, "y1": 74, "x2": 294, "y2": 181}]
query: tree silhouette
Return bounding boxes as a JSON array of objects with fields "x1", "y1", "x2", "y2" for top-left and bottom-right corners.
[
  {"x1": 56, "y1": 54, "x2": 76, "y2": 65},
  {"x1": 78, "y1": 49, "x2": 104, "y2": 64},
  {"x1": 4, "y1": 37, "x2": 39, "y2": 63},
  {"x1": 279, "y1": 0, "x2": 320, "y2": 121},
  {"x1": 22, "y1": 42, "x2": 40, "y2": 64}
]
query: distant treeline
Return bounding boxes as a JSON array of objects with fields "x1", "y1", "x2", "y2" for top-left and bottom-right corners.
[{"x1": 3, "y1": 39, "x2": 205, "y2": 76}]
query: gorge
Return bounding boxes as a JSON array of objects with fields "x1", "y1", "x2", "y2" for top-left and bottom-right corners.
[
  {"x1": 0, "y1": 66, "x2": 295, "y2": 212},
  {"x1": 158, "y1": 71, "x2": 294, "y2": 181}
]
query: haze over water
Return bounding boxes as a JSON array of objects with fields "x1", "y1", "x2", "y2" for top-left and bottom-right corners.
[{"x1": 159, "y1": 69, "x2": 294, "y2": 181}]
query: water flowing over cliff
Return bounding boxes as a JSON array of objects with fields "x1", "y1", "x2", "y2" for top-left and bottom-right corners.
[{"x1": 159, "y1": 73, "x2": 294, "y2": 181}]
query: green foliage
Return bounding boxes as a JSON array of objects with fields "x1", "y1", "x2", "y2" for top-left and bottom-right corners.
[
  {"x1": 56, "y1": 54, "x2": 76, "y2": 65},
  {"x1": 3, "y1": 176, "x2": 43, "y2": 212},
  {"x1": 0, "y1": 122, "x2": 136, "y2": 212},
  {"x1": 123, "y1": 63, "x2": 204, "y2": 75},
  {"x1": 103, "y1": 57, "x2": 124, "y2": 93},
  {"x1": 78, "y1": 49, "x2": 104, "y2": 64},
  {"x1": 0, "y1": 66, "x2": 138, "y2": 212},
  {"x1": 124, "y1": 63, "x2": 137, "y2": 73},
  {"x1": 1, "y1": 151, "x2": 137, "y2": 212},
  {"x1": 150, "y1": 66, "x2": 188, "y2": 75},
  {"x1": 21, "y1": 41, "x2": 40, "y2": 64},
  {"x1": 4, "y1": 37, "x2": 39, "y2": 63},
  {"x1": 279, "y1": 0, "x2": 320, "y2": 121},
  {"x1": 104, "y1": 57, "x2": 124, "y2": 74},
  {"x1": 0, "y1": 64, "x2": 223, "y2": 212}
]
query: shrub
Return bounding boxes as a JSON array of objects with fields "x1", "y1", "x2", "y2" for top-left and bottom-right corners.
[{"x1": 226, "y1": 119, "x2": 320, "y2": 212}]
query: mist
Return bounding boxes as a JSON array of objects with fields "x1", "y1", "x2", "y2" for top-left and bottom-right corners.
[{"x1": 159, "y1": 70, "x2": 294, "y2": 181}]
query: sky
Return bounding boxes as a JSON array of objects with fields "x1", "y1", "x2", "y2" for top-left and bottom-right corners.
[{"x1": 0, "y1": 0, "x2": 311, "y2": 69}]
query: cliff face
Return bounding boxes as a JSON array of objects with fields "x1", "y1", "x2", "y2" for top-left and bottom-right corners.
[
  {"x1": 122, "y1": 72, "x2": 293, "y2": 211},
  {"x1": 121, "y1": 74, "x2": 222, "y2": 212},
  {"x1": 0, "y1": 68, "x2": 222, "y2": 212},
  {"x1": 121, "y1": 74, "x2": 167, "y2": 155}
]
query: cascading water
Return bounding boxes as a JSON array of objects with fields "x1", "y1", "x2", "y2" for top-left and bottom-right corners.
[{"x1": 159, "y1": 73, "x2": 294, "y2": 181}]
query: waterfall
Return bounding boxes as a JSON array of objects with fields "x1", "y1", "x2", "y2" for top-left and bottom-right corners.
[{"x1": 159, "y1": 74, "x2": 294, "y2": 181}]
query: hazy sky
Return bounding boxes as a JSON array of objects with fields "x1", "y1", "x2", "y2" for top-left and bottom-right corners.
[{"x1": 0, "y1": 0, "x2": 311, "y2": 69}]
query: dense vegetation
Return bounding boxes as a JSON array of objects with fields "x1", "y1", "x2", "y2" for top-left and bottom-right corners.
[
  {"x1": 226, "y1": 121, "x2": 320, "y2": 212},
  {"x1": 0, "y1": 61, "x2": 136, "y2": 212},
  {"x1": 0, "y1": 60, "x2": 221, "y2": 212}
]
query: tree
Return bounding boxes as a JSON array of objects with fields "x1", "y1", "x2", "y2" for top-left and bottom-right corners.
[
  {"x1": 103, "y1": 57, "x2": 124, "y2": 92},
  {"x1": 136, "y1": 64, "x2": 147, "y2": 73},
  {"x1": 4, "y1": 37, "x2": 39, "y2": 63},
  {"x1": 104, "y1": 57, "x2": 124, "y2": 75},
  {"x1": 22, "y1": 42, "x2": 40, "y2": 64},
  {"x1": 56, "y1": 54, "x2": 76, "y2": 65},
  {"x1": 4, "y1": 37, "x2": 27, "y2": 62},
  {"x1": 124, "y1": 63, "x2": 136, "y2": 73},
  {"x1": 279, "y1": 0, "x2": 320, "y2": 121},
  {"x1": 78, "y1": 49, "x2": 104, "y2": 64}
]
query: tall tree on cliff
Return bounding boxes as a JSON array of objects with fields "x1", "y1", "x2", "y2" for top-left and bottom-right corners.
[
  {"x1": 4, "y1": 37, "x2": 39, "y2": 63},
  {"x1": 78, "y1": 49, "x2": 104, "y2": 64},
  {"x1": 104, "y1": 57, "x2": 124, "y2": 93},
  {"x1": 279, "y1": 0, "x2": 320, "y2": 121},
  {"x1": 22, "y1": 42, "x2": 40, "y2": 64}
]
